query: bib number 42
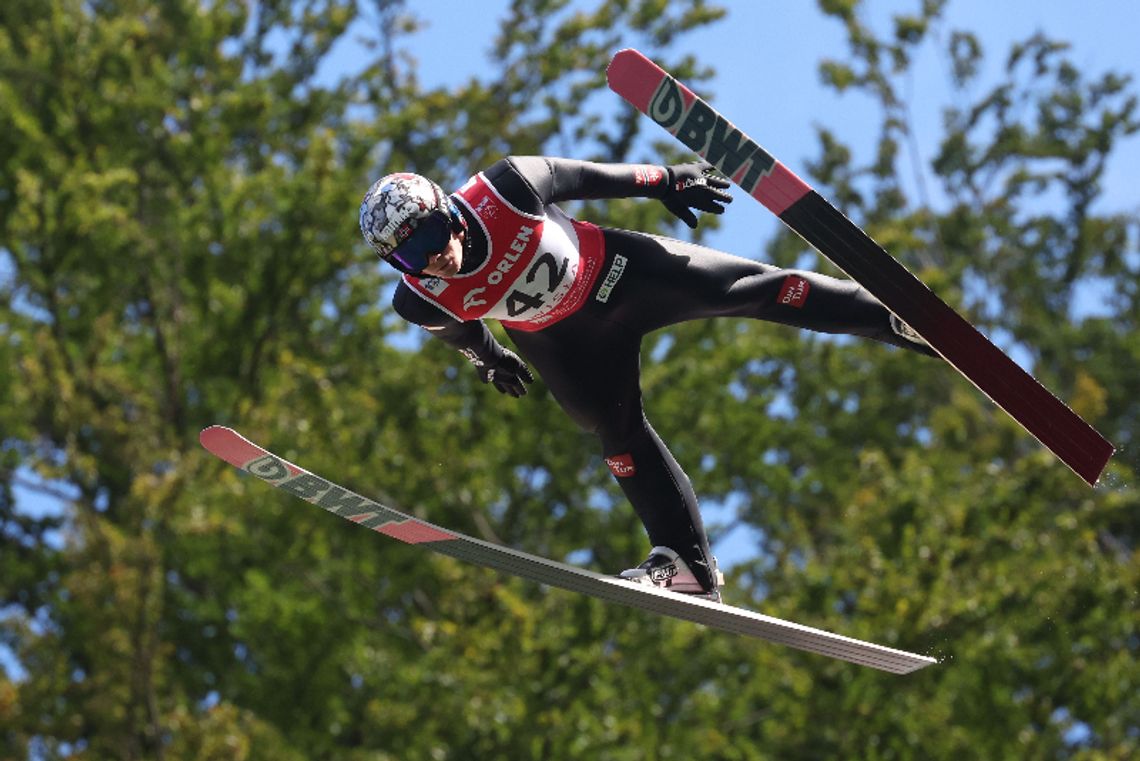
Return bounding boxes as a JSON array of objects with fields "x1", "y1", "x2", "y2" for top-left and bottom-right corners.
[{"x1": 505, "y1": 252, "x2": 569, "y2": 317}]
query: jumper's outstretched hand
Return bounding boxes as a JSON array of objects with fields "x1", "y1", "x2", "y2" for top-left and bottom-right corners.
[
  {"x1": 476, "y1": 348, "x2": 535, "y2": 398},
  {"x1": 661, "y1": 161, "x2": 733, "y2": 228}
]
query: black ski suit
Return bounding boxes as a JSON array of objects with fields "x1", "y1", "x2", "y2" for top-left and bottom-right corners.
[{"x1": 391, "y1": 156, "x2": 932, "y2": 591}]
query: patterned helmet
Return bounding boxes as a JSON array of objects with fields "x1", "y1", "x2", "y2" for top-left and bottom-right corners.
[{"x1": 359, "y1": 173, "x2": 463, "y2": 266}]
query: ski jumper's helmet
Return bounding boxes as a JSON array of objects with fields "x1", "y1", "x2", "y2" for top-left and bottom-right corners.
[{"x1": 359, "y1": 173, "x2": 466, "y2": 274}]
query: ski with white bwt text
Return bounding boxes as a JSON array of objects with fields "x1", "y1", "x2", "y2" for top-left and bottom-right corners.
[
  {"x1": 606, "y1": 48, "x2": 1114, "y2": 486},
  {"x1": 200, "y1": 426, "x2": 937, "y2": 674}
]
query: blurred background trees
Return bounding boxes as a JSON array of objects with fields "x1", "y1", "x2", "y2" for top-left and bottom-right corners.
[{"x1": 1, "y1": 0, "x2": 1135, "y2": 758}]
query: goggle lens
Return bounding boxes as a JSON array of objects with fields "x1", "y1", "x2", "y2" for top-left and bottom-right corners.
[{"x1": 386, "y1": 211, "x2": 452, "y2": 273}]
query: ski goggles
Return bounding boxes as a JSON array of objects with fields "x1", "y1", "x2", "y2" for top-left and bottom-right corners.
[{"x1": 382, "y1": 210, "x2": 454, "y2": 274}]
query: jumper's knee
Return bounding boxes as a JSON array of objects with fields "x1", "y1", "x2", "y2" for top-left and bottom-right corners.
[{"x1": 596, "y1": 410, "x2": 651, "y2": 455}]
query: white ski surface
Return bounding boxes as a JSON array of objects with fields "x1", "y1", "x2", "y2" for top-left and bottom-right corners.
[{"x1": 200, "y1": 425, "x2": 937, "y2": 674}]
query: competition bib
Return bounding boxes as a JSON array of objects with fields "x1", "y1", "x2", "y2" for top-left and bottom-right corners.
[{"x1": 404, "y1": 173, "x2": 604, "y2": 331}]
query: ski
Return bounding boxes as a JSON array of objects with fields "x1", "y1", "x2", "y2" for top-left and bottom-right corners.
[
  {"x1": 200, "y1": 425, "x2": 936, "y2": 674},
  {"x1": 606, "y1": 48, "x2": 1114, "y2": 486}
]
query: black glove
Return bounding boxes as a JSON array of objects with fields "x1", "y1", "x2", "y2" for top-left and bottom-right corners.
[
  {"x1": 660, "y1": 161, "x2": 733, "y2": 228},
  {"x1": 466, "y1": 347, "x2": 535, "y2": 398}
]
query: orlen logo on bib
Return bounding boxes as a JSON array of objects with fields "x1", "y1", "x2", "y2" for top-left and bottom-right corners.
[
  {"x1": 463, "y1": 287, "x2": 488, "y2": 311},
  {"x1": 778, "y1": 275, "x2": 810, "y2": 308},
  {"x1": 605, "y1": 453, "x2": 636, "y2": 477}
]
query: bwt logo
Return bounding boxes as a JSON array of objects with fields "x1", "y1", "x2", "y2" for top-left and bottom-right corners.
[
  {"x1": 648, "y1": 76, "x2": 775, "y2": 194},
  {"x1": 243, "y1": 455, "x2": 405, "y2": 528}
]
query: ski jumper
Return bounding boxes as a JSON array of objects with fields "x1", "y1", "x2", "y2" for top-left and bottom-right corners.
[{"x1": 393, "y1": 156, "x2": 933, "y2": 590}]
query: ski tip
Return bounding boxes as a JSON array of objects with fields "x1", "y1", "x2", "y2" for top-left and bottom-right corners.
[
  {"x1": 199, "y1": 425, "x2": 231, "y2": 449},
  {"x1": 199, "y1": 425, "x2": 247, "y2": 462},
  {"x1": 199, "y1": 425, "x2": 270, "y2": 471},
  {"x1": 606, "y1": 49, "x2": 636, "y2": 85},
  {"x1": 608, "y1": 47, "x2": 642, "y2": 64},
  {"x1": 606, "y1": 49, "x2": 662, "y2": 110}
]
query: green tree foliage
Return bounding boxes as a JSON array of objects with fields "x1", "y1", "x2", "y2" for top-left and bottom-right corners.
[{"x1": 0, "y1": 0, "x2": 1136, "y2": 758}]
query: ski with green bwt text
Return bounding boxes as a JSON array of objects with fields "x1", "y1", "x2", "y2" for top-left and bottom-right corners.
[
  {"x1": 200, "y1": 426, "x2": 937, "y2": 674},
  {"x1": 606, "y1": 48, "x2": 1114, "y2": 486}
]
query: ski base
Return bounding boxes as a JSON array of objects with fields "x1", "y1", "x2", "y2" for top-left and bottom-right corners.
[{"x1": 201, "y1": 426, "x2": 936, "y2": 675}]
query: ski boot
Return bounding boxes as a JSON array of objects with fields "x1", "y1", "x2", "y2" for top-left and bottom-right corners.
[{"x1": 619, "y1": 546, "x2": 724, "y2": 603}]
